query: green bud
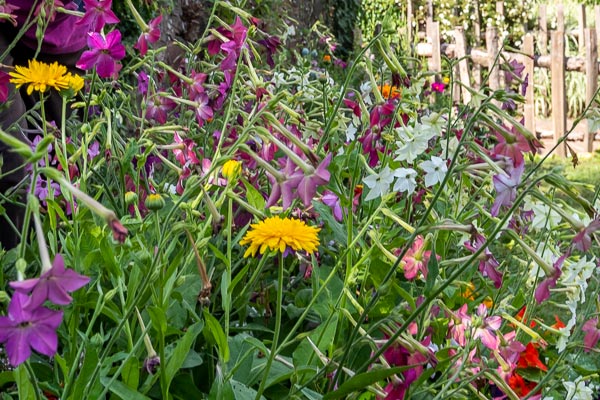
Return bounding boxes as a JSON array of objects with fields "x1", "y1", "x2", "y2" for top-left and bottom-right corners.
[
  {"x1": 145, "y1": 193, "x2": 165, "y2": 211},
  {"x1": 125, "y1": 191, "x2": 139, "y2": 205},
  {"x1": 0, "y1": 291, "x2": 10, "y2": 303},
  {"x1": 16, "y1": 258, "x2": 27, "y2": 276},
  {"x1": 90, "y1": 333, "x2": 104, "y2": 347}
]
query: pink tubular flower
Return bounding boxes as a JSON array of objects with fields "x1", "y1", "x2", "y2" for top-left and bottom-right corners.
[
  {"x1": 135, "y1": 15, "x2": 162, "y2": 56},
  {"x1": 573, "y1": 218, "x2": 600, "y2": 252},
  {"x1": 582, "y1": 317, "x2": 600, "y2": 352},
  {"x1": 0, "y1": 292, "x2": 63, "y2": 366},
  {"x1": 296, "y1": 153, "x2": 332, "y2": 207},
  {"x1": 400, "y1": 235, "x2": 433, "y2": 280},
  {"x1": 472, "y1": 304, "x2": 502, "y2": 351},
  {"x1": 0, "y1": 70, "x2": 9, "y2": 102},
  {"x1": 465, "y1": 234, "x2": 503, "y2": 288},
  {"x1": 322, "y1": 191, "x2": 343, "y2": 222},
  {"x1": 76, "y1": 30, "x2": 126, "y2": 79},
  {"x1": 78, "y1": 0, "x2": 120, "y2": 32},
  {"x1": 172, "y1": 132, "x2": 200, "y2": 166}
]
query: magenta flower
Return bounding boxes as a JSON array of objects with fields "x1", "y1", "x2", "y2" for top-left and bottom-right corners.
[
  {"x1": 135, "y1": 15, "x2": 162, "y2": 56},
  {"x1": 582, "y1": 317, "x2": 600, "y2": 352},
  {"x1": 77, "y1": 0, "x2": 120, "y2": 32},
  {"x1": 491, "y1": 160, "x2": 524, "y2": 217},
  {"x1": 193, "y1": 92, "x2": 214, "y2": 127},
  {"x1": 472, "y1": 304, "x2": 502, "y2": 351},
  {"x1": 10, "y1": 254, "x2": 90, "y2": 310},
  {"x1": 76, "y1": 30, "x2": 126, "y2": 79},
  {"x1": 0, "y1": 70, "x2": 9, "y2": 102},
  {"x1": 0, "y1": 292, "x2": 63, "y2": 366},
  {"x1": 146, "y1": 94, "x2": 176, "y2": 124},
  {"x1": 265, "y1": 158, "x2": 303, "y2": 210},
  {"x1": 296, "y1": 153, "x2": 332, "y2": 206},
  {"x1": 431, "y1": 82, "x2": 445, "y2": 93},
  {"x1": 534, "y1": 253, "x2": 566, "y2": 304}
]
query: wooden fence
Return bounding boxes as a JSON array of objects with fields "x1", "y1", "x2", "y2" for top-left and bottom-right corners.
[{"x1": 412, "y1": 2, "x2": 600, "y2": 156}]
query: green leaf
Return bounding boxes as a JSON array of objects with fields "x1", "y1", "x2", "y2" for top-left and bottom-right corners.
[
  {"x1": 15, "y1": 365, "x2": 34, "y2": 400},
  {"x1": 165, "y1": 321, "x2": 204, "y2": 385},
  {"x1": 323, "y1": 367, "x2": 413, "y2": 399},
  {"x1": 70, "y1": 344, "x2": 100, "y2": 400},
  {"x1": 148, "y1": 306, "x2": 167, "y2": 336},
  {"x1": 203, "y1": 309, "x2": 230, "y2": 362},
  {"x1": 242, "y1": 178, "x2": 265, "y2": 210},
  {"x1": 0, "y1": 371, "x2": 15, "y2": 388},
  {"x1": 100, "y1": 377, "x2": 151, "y2": 400},
  {"x1": 121, "y1": 357, "x2": 140, "y2": 390},
  {"x1": 424, "y1": 243, "x2": 439, "y2": 294}
]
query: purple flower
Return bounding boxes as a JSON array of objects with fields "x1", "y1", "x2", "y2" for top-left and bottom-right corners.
[
  {"x1": 193, "y1": 92, "x2": 213, "y2": 126},
  {"x1": 505, "y1": 59, "x2": 525, "y2": 86},
  {"x1": 77, "y1": 0, "x2": 120, "y2": 32},
  {"x1": 10, "y1": 255, "x2": 90, "y2": 310},
  {"x1": 265, "y1": 158, "x2": 303, "y2": 210},
  {"x1": 34, "y1": 176, "x2": 60, "y2": 203},
  {"x1": 534, "y1": 253, "x2": 566, "y2": 304},
  {"x1": 0, "y1": 292, "x2": 63, "y2": 366},
  {"x1": 296, "y1": 153, "x2": 332, "y2": 206},
  {"x1": 87, "y1": 141, "x2": 100, "y2": 160},
  {"x1": 491, "y1": 160, "x2": 524, "y2": 217},
  {"x1": 431, "y1": 82, "x2": 445, "y2": 93},
  {"x1": 146, "y1": 94, "x2": 176, "y2": 124},
  {"x1": 322, "y1": 191, "x2": 343, "y2": 221},
  {"x1": 135, "y1": 15, "x2": 162, "y2": 56},
  {"x1": 76, "y1": 30, "x2": 126, "y2": 79},
  {"x1": 137, "y1": 71, "x2": 149, "y2": 95},
  {"x1": 0, "y1": 70, "x2": 9, "y2": 102}
]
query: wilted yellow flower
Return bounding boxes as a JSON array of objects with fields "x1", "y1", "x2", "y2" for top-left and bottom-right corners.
[
  {"x1": 9, "y1": 59, "x2": 69, "y2": 95},
  {"x1": 221, "y1": 159, "x2": 241, "y2": 180},
  {"x1": 240, "y1": 216, "x2": 320, "y2": 257}
]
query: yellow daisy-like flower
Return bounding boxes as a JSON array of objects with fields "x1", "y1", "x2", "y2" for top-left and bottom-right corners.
[
  {"x1": 221, "y1": 159, "x2": 241, "y2": 180},
  {"x1": 9, "y1": 59, "x2": 70, "y2": 95},
  {"x1": 64, "y1": 72, "x2": 84, "y2": 93},
  {"x1": 239, "y1": 216, "x2": 320, "y2": 258}
]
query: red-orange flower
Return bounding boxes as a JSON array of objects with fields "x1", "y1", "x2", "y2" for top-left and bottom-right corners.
[
  {"x1": 517, "y1": 343, "x2": 547, "y2": 371},
  {"x1": 377, "y1": 84, "x2": 401, "y2": 99},
  {"x1": 508, "y1": 373, "x2": 538, "y2": 396}
]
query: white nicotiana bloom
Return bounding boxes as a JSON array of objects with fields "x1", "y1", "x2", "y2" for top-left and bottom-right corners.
[
  {"x1": 556, "y1": 325, "x2": 571, "y2": 353},
  {"x1": 420, "y1": 112, "x2": 446, "y2": 137},
  {"x1": 419, "y1": 156, "x2": 448, "y2": 187},
  {"x1": 524, "y1": 200, "x2": 562, "y2": 230},
  {"x1": 394, "y1": 126, "x2": 429, "y2": 163},
  {"x1": 363, "y1": 166, "x2": 394, "y2": 201},
  {"x1": 440, "y1": 135, "x2": 460, "y2": 159},
  {"x1": 346, "y1": 123, "x2": 357, "y2": 142},
  {"x1": 560, "y1": 257, "x2": 596, "y2": 303},
  {"x1": 564, "y1": 377, "x2": 595, "y2": 400},
  {"x1": 360, "y1": 81, "x2": 373, "y2": 105},
  {"x1": 393, "y1": 167, "x2": 417, "y2": 194}
]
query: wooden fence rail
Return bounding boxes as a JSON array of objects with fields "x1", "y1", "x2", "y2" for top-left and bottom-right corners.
[{"x1": 413, "y1": 2, "x2": 600, "y2": 155}]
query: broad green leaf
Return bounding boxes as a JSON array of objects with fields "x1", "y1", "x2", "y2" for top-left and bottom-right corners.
[
  {"x1": 148, "y1": 306, "x2": 167, "y2": 336},
  {"x1": 165, "y1": 321, "x2": 204, "y2": 385},
  {"x1": 100, "y1": 377, "x2": 151, "y2": 400},
  {"x1": 323, "y1": 367, "x2": 413, "y2": 399},
  {"x1": 70, "y1": 344, "x2": 99, "y2": 400},
  {"x1": 15, "y1": 365, "x2": 34, "y2": 400},
  {"x1": 121, "y1": 357, "x2": 140, "y2": 390},
  {"x1": 203, "y1": 309, "x2": 230, "y2": 362},
  {"x1": 242, "y1": 178, "x2": 265, "y2": 210}
]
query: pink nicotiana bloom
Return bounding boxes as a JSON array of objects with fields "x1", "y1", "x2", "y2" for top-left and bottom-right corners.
[
  {"x1": 322, "y1": 191, "x2": 343, "y2": 222},
  {"x1": 0, "y1": 70, "x2": 10, "y2": 102},
  {"x1": 400, "y1": 235, "x2": 433, "y2": 280},
  {"x1": 534, "y1": 252, "x2": 567, "y2": 304},
  {"x1": 76, "y1": 30, "x2": 126, "y2": 79},
  {"x1": 491, "y1": 160, "x2": 524, "y2": 217},
  {"x1": 465, "y1": 234, "x2": 503, "y2": 288},
  {"x1": 573, "y1": 218, "x2": 600, "y2": 252},
  {"x1": 78, "y1": 0, "x2": 120, "y2": 32},
  {"x1": 296, "y1": 153, "x2": 332, "y2": 207},
  {"x1": 582, "y1": 317, "x2": 600, "y2": 352},
  {"x1": 135, "y1": 15, "x2": 162, "y2": 56}
]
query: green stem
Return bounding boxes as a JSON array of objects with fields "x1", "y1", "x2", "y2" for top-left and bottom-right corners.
[{"x1": 255, "y1": 253, "x2": 284, "y2": 400}]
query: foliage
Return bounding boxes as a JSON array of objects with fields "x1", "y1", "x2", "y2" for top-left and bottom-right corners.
[{"x1": 0, "y1": 1, "x2": 599, "y2": 400}]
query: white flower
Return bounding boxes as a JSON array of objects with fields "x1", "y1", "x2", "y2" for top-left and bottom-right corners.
[
  {"x1": 420, "y1": 112, "x2": 446, "y2": 137},
  {"x1": 556, "y1": 326, "x2": 571, "y2": 353},
  {"x1": 363, "y1": 166, "x2": 394, "y2": 201},
  {"x1": 394, "y1": 126, "x2": 429, "y2": 163},
  {"x1": 393, "y1": 168, "x2": 417, "y2": 194},
  {"x1": 524, "y1": 200, "x2": 562, "y2": 230},
  {"x1": 419, "y1": 156, "x2": 448, "y2": 187},
  {"x1": 560, "y1": 257, "x2": 595, "y2": 303},
  {"x1": 346, "y1": 124, "x2": 357, "y2": 142},
  {"x1": 564, "y1": 377, "x2": 595, "y2": 400}
]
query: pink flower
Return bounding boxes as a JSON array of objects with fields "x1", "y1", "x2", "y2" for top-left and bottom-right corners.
[
  {"x1": 534, "y1": 252, "x2": 566, "y2": 304},
  {"x1": 172, "y1": 132, "x2": 200, "y2": 166},
  {"x1": 465, "y1": 234, "x2": 503, "y2": 288},
  {"x1": 322, "y1": 191, "x2": 343, "y2": 221},
  {"x1": 296, "y1": 153, "x2": 332, "y2": 206},
  {"x1": 582, "y1": 317, "x2": 600, "y2": 352},
  {"x1": 472, "y1": 304, "x2": 501, "y2": 351},
  {"x1": 0, "y1": 70, "x2": 10, "y2": 102},
  {"x1": 135, "y1": 15, "x2": 162, "y2": 56},
  {"x1": 76, "y1": 30, "x2": 126, "y2": 79},
  {"x1": 573, "y1": 218, "x2": 600, "y2": 252},
  {"x1": 78, "y1": 0, "x2": 120, "y2": 32},
  {"x1": 400, "y1": 235, "x2": 432, "y2": 280}
]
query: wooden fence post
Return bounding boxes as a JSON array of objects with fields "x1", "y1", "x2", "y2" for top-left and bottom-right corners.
[
  {"x1": 522, "y1": 34, "x2": 535, "y2": 136},
  {"x1": 486, "y1": 27, "x2": 500, "y2": 106},
  {"x1": 551, "y1": 30, "x2": 567, "y2": 157},
  {"x1": 472, "y1": 0, "x2": 482, "y2": 88},
  {"x1": 454, "y1": 27, "x2": 471, "y2": 104},
  {"x1": 429, "y1": 20, "x2": 441, "y2": 74},
  {"x1": 596, "y1": 6, "x2": 600, "y2": 48},
  {"x1": 539, "y1": 4, "x2": 548, "y2": 54},
  {"x1": 585, "y1": 28, "x2": 598, "y2": 152},
  {"x1": 578, "y1": 4, "x2": 586, "y2": 54},
  {"x1": 557, "y1": 4, "x2": 565, "y2": 33}
]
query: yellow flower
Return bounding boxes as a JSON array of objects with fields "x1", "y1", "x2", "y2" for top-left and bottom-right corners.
[
  {"x1": 240, "y1": 216, "x2": 320, "y2": 257},
  {"x1": 9, "y1": 60, "x2": 70, "y2": 95},
  {"x1": 64, "y1": 73, "x2": 84, "y2": 93},
  {"x1": 221, "y1": 159, "x2": 241, "y2": 180}
]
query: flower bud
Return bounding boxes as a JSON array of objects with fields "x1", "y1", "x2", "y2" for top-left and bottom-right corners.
[
  {"x1": 145, "y1": 193, "x2": 165, "y2": 211},
  {"x1": 124, "y1": 191, "x2": 138, "y2": 205},
  {"x1": 0, "y1": 291, "x2": 10, "y2": 303},
  {"x1": 221, "y1": 159, "x2": 241, "y2": 181}
]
